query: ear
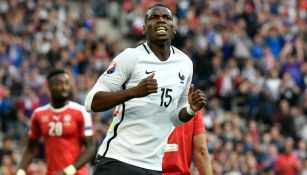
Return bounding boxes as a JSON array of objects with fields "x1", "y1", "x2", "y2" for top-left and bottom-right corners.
[
  {"x1": 47, "y1": 80, "x2": 52, "y2": 89},
  {"x1": 143, "y1": 25, "x2": 147, "y2": 35},
  {"x1": 172, "y1": 26, "x2": 176, "y2": 36}
]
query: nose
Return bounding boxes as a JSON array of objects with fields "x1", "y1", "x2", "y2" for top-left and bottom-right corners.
[
  {"x1": 156, "y1": 15, "x2": 166, "y2": 23},
  {"x1": 60, "y1": 83, "x2": 70, "y2": 92}
]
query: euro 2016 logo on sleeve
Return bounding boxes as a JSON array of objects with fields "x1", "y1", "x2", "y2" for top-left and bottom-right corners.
[{"x1": 107, "y1": 62, "x2": 117, "y2": 74}]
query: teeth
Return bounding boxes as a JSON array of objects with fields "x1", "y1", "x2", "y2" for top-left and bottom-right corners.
[
  {"x1": 156, "y1": 27, "x2": 167, "y2": 34},
  {"x1": 156, "y1": 27, "x2": 166, "y2": 31},
  {"x1": 156, "y1": 30, "x2": 166, "y2": 34}
]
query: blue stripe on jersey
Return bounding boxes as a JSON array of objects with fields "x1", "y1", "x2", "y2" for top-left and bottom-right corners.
[{"x1": 84, "y1": 126, "x2": 92, "y2": 130}]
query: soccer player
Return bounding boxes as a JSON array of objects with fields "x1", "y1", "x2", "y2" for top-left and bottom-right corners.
[
  {"x1": 84, "y1": 4, "x2": 206, "y2": 175},
  {"x1": 162, "y1": 110, "x2": 213, "y2": 175},
  {"x1": 16, "y1": 70, "x2": 96, "y2": 175}
]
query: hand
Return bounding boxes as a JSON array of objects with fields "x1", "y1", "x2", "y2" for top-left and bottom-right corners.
[
  {"x1": 133, "y1": 73, "x2": 158, "y2": 97},
  {"x1": 188, "y1": 84, "x2": 206, "y2": 112}
]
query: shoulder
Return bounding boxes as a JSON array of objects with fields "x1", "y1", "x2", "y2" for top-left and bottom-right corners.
[
  {"x1": 68, "y1": 102, "x2": 93, "y2": 127},
  {"x1": 32, "y1": 104, "x2": 50, "y2": 116},
  {"x1": 31, "y1": 104, "x2": 50, "y2": 122},
  {"x1": 116, "y1": 45, "x2": 147, "y2": 60},
  {"x1": 110, "y1": 46, "x2": 146, "y2": 69},
  {"x1": 68, "y1": 101, "x2": 91, "y2": 117},
  {"x1": 172, "y1": 46, "x2": 193, "y2": 64},
  {"x1": 68, "y1": 101, "x2": 87, "y2": 112}
]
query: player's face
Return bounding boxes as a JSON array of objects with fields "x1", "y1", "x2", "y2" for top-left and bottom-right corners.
[
  {"x1": 49, "y1": 74, "x2": 70, "y2": 101},
  {"x1": 144, "y1": 6, "x2": 175, "y2": 43}
]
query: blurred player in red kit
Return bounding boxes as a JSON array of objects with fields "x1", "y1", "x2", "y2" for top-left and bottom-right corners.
[
  {"x1": 17, "y1": 69, "x2": 96, "y2": 175},
  {"x1": 163, "y1": 110, "x2": 213, "y2": 175}
]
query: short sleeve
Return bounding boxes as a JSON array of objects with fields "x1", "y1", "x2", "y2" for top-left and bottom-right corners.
[
  {"x1": 28, "y1": 112, "x2": 41, "y2": 140},
  {"x1": 99, "y1": 49, "x2": 138, "y2": 91},
  {"x1": 84, "y1": 48, "x2": 138, "y2": 111},
  {"x1": 79, "y1": 109, "x2": 94, "y2": 137},
  {"x1": 193, "y1": 111, "x2": 205, "y2": 135}
]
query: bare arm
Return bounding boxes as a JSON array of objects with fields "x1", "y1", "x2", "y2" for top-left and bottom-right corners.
[
  {"x1": 90, "y1": 74, "x2": 158, "y2": 112},
  {"x1": 17, "y1": 138, "x2": 38, "y2": 171},
  {"x1": 72, "y1": 136, "x2": 96, "y2": 169},
  {"x1": 91, "y1": 89, "x2": 138, "y2": 112},
  {"x1": 193, "y1": 133, "x2": 213, "y2": 175},
  {"x1": 57, "y1": 136, "x2": 96, "y2": 175}
]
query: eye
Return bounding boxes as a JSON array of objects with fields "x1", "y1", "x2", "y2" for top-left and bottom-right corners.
[
  {"x1": 165, "y1": 15, "x2": 172, "y2": 20},
  {"x1": 149, "y1": 15, "x2": 158, "y2": 20},
  {"x1": 54, "y1": 81, "x2": 61, "y2": 86}
]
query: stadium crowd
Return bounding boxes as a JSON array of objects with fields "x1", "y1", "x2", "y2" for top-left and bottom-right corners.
[{"x1": 0, "y1": 0, "x2": 306, "y2": 174}]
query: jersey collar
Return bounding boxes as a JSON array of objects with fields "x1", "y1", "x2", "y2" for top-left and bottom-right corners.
[
  {"x1": 143, "y1": 42, "x2": 175, "y2": 55},
  {"x1": 49, "y1": 101, "x2": 69, "y2": 113}
]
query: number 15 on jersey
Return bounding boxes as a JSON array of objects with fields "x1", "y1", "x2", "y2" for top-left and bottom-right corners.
[{"x1": 160, "y1": 88, "x2": 173, "y2": 107}]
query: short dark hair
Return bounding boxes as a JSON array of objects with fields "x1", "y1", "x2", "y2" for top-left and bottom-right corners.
[
  {"x1": 144, "y1": 4, "x2": 170, "y2": 24},
  {"x1": 47, "y1": 69, "x2": 67, "y2": 82}
]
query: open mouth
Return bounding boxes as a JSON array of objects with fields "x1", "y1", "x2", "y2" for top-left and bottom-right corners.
[{"x1": 156, "y1": 26, "x2": 167, "y2": 35}]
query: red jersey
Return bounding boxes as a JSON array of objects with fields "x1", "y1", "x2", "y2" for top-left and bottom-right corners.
[
  {"x1": 29, "y1": 101, "x2": 94, "y2": 175},
  {"x1": 275, "y1": 153, "x2": 301, "y2": 175},
  {"x1": 162, "y1": 111, "x2": 205, "y2": 175}
]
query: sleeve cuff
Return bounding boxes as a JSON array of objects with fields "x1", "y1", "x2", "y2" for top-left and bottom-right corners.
[
  {"x1": 170, "y1": 108, "x2": 186, "y2": 127},
  {"x1": 84, "y1": 90, "x2": 95, "y2": 112}
]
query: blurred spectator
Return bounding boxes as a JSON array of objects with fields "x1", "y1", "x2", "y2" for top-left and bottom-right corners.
[
  {"x1": 275, "y1": 137, "x2": 301, "y2": 175},
  {"x1": 0, "y1": 137, "x2": 13, "y2": 164},
  {"x1": 0, "y1": 87, "x2": 17, "y2": 134},
  {"x1": 0, "y1": 155, "x2": 15, "y2": 175}
]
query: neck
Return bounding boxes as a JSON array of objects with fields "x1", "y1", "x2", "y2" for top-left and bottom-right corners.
[
  {"x1": 51, "y1": 99, "x2": 67, "y2": 109},
  {"x1": 147, "y1": 40, "x2": 171, "y2": 61}
]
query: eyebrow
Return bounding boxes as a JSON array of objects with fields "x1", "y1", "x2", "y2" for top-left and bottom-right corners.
[{"x1": 148, "y1": 13, "x2": 173, "y2": 22}]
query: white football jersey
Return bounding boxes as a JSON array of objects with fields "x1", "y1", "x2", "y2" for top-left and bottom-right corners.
[{"x1": 85, "y1": 42, "x2": 193, "y2": 171}]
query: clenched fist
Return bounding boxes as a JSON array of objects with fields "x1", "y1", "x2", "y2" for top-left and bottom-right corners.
[
  {"x1": 133, "y1": 73, "x2": 158, "y2": 97},
  {"x1": 188, "y1": 84, "x2": 206, "y2": 112}
]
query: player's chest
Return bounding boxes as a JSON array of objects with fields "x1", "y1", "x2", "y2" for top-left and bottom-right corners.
[
  {"x1": 131, "y1": 60, "x2": 189, "y2": 90},
  {"x1": 38, "y1": 113, "x2": 78, "y2": 137}
]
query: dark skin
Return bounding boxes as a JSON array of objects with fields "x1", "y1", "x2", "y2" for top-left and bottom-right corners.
[
  {"x1": 143, "y1": 6, "x2": 175, "y2": 61},
  {"x1": 91, "y1": 6, "x2": 205, "y2": 122},
  {"x1": 18, "y1": 73, "x2": 96, "y2": 175}
]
